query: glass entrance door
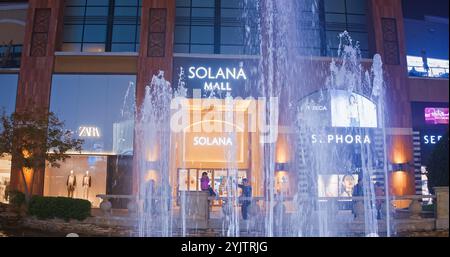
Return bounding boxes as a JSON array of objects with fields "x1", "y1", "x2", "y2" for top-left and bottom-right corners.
[{"x1": 177, "y1": 168, "x2": 248, "y2": 205}]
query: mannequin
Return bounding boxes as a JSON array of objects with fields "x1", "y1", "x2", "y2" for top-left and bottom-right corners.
[
  {"x1": 82, "y1": 170, "x2": 92, "y2": 200},
  {"x1": 66, "y1": 170, "x2": 76, "y2": 198}
]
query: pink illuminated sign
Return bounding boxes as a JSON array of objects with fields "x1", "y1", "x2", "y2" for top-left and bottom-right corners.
[{"x1": 425, "y1": 108, "x2": 449, "y2": 125}]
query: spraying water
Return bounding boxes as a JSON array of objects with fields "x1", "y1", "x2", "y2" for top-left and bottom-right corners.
[
  {"x1": 134, "y1": 0, "x2": 392, "y2": 237},
  {"x1": 137, "y1": 71, "x2": 173, "y2": 237}
]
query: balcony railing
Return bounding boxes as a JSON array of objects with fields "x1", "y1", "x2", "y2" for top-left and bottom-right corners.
[
  {"x1": 408, "y1": 65, "x2": 449, "y2": 78},
  {"x1": 407, "y1": 55, "x2": 449, "y2": 79},
  {"x1": 0, "y1": 44, "x2": 22, "y2": 69}
]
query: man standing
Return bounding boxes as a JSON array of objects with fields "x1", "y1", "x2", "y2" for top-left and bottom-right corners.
[
  {"x1": 421, "y1": 49, "x2": 430, "y2": 76},
  {"x1": 238, "y1": 178, "x2": 252, "y2": 220}
]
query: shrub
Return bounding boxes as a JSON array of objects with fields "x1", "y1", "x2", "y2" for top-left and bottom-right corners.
[
  {"x1": 426, "y1": 131, "x2": 449, "y2": 194},
  {"x1": 8, "y1": 190, "x2": 25, "y2": 207},
  {"x1": 28, "y1": 196, "x2": 91, "y2": 221}
]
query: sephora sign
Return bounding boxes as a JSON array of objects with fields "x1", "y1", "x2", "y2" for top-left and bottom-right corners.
[
  {"x1": 298, "y1": 90, "x2": 383, "y2": 169},
  {"x1": 311, "y1": 134, "x2": 372, "y2": 145}
]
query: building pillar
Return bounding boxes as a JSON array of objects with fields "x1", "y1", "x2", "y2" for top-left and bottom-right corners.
[
  {"x1": 10, "y1": 0, "x2": 64, "y2": 195},
  {"x1": 368, "y1": 0, "x2": 416, "y2": 205},
  {"x1": 132, "y1": 0, "x2": 175, "y2": 194}
]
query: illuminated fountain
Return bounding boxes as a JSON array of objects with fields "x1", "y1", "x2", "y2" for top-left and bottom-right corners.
[
  {"x1": 135, "y1": 0, "x2": 391, "y2": 237},
  {"x1": 136, "y1": 71, "x2": 174, "y2": 237},
  {"x1": 248, "y1": 0, "x2": 391, "y2": 236}
]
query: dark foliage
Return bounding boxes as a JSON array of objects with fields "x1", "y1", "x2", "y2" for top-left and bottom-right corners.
[{"x1": 28, "y1": 196, "x2": 91, "y2": 221}]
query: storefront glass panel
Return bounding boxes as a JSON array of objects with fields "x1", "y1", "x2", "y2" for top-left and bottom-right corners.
[
  {"x1": 0, "y1": 74, "x2": 18, "y2": 203},
  {"x1": 411, "y1": 102, "x2": 448, "y2": 199},
  {"x1": 50, "y1": 74, "x2": 136, "y2": 155},
  {"x1": 0, "y1": 155, "x2": 11, "y2": 203},
  {"x1": 0, "y1": 74, "x2": 18, "y2": 116},
  {"x1": 44, "y1": 155, "x2": 107, "y2": 207},
  {"x1": 177, "y1": 168, "x2": 247, "y2": 205}
]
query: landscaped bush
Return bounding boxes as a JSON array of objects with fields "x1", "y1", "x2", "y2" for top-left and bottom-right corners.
[
  {"x1": 8, "y1": 190, "x2": 25, "y2": 207},
  {"x1": 28, "y1": 196, "x2": 91, "y2": 221}
]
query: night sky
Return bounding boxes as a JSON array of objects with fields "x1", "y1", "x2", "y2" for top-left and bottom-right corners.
[{"x1": 403, "y1": 0, "x2": 450, "y2": 19}]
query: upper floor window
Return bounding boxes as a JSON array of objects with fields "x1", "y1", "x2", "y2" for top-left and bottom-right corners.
[
  {"x1": 175, "y1": 0, "x2": 369, "y2": 58},
  {"x1": 0, "y1": 43, "x2": 22, "y2": 68},
  {"x1": 0, "y1": 3, "x2": 27, "y2": 67},
  {"x1": 175, "y1": 0, "x2": 260, "y2": 55},
  {"x1": 407, "y1": 55, "x2": 449, "y2": 78},
  {"x1": 62, "y1": 0, "x2": 142, "y2": 53},
  {"x1": 323, "y1": 0, "x2": 369, "y2": 58}
]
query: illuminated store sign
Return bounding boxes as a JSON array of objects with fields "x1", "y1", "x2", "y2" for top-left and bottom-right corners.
[
  {"x1": 187, "y1": 66, "x2": 247, "y2": 92},
  {"x1": 78, "y1": 126, "x2": 100, "y2": 138},
  {"x1": 173, "y1": 57, "x2": 257, "y2": 98},
  {"x1": 298, "y1": 89, "x2": 383, "y2": 172},
  {"x1": 299, "y1": 89, "x2": 378, "y2": 129},
  {"x1": 311, "y1": 134, "x2": 371, "y2": 144},
  {"x1": 423, "y1": 134, "x2": 443, "y2": 145},
  {"x1": 193, "y1": 136, "x2": 233, "y2": 146},
  {"x1": 425, "y1": 107, "x2": 449, "y2": 125}
]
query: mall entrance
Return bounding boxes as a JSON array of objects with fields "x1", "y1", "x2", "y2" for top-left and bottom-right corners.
[
  {"x1": 177, "y1": 168, "x2": 248, "y2": 205},
  {"x1": 170, "y1": 99, "x2": 264, "y2": 204}
]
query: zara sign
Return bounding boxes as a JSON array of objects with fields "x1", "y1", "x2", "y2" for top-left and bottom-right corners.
[{"x1": 78, "y1": 126, "x2": 101, "y2": 138}]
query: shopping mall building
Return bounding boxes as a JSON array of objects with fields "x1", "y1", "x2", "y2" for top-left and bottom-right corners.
[{"x1": 0, "y1": 0, "x2": 448, "y2": 208}]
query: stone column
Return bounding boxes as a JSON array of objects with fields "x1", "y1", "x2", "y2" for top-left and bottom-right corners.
[
  {"x1": 434, "y1": 187, "x2": 449, "y2": 230},
  {"x1": 132, "y1": 0, "x2": 175, "y2": 195},
  {"x1": 368, "y1": 0, "x2": 416, "y2": 205},
  {"x1": 10, "y1": 0, "x2": 65, "y2": 196}
]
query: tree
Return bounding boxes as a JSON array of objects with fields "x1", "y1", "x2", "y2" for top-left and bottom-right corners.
[
  {"x1": 426, "y1": 131, "x2": 449, "y2": 194},
  {"x1": 0, "y1": 109, "x2": 84, "y2": 203}
]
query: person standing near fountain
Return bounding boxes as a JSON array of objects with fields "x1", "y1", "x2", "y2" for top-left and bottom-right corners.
[
  {"x1": 375, "y1": 182, "x2": 384, "y2": 219},
  {"x1": 352, "y1": 177, "x2": 364, "y2": 217},
  {"x1": 238, "y1": 178, "x2": 252, "y2": 220},
  {"x1": 144, "y1": 179, "x2": 156, "y2": 214}
]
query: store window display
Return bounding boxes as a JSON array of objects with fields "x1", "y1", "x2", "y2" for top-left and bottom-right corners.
[
  {"x1": 0, "y1": 155, "x2": 12, "y2": 203},
  {"x1": 66, "y1": 170, "x2": 77, "y2": 198},
  {"x1": 44, "y1": 155, "x2": 106, "y2": 207},
  {"x1": 0, "y1": 178, "x2": 10, "y2": 204},
  {"x1": 82, "y1": 170, "x2": 92, "y2": 200},
  {"x1": 50, "y1": 74, "x2": 136, "y2": 155}
]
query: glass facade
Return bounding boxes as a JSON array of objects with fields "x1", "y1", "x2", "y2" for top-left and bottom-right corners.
[
  {"x1": 0, "y1": 4, "x2": 26, "y2": 68},
  {"x1": 174, "y1": 0, "x2": 369, "y2": 58},
  {"x1": 0, "y1": 74, "x2": 17, "y2": 203},
  {"x1": 62, "y1": 0, "x2": 142, "y2": 52},
  {"x1": 0, "y1": 44, "x2": 22, "y2": 68},
  {"x1": 44, "y1": 155, "x2": 107, "y2": 207},
  {"x1": 174, "y1": 0, "x2": 260, "y2": 55},
  {"x1": 50, "y1": 74, "x2": 136, "y2": 155},
  {"x1": 323, "y1": 0, "x2": 369, "y2": 58},
  {"x1": 0, "y1": 74, "x2": 17, "y2": 116}
]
